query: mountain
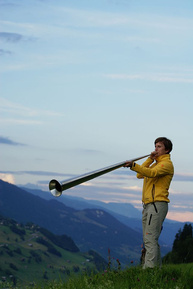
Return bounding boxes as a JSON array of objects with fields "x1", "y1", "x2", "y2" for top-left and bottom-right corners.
[
  {"x1": 0, "y1": 180, "x2": 142, "y2": 265},
  {"x1": 21, "y1": 187, "x2": 142, "y2": 219},
  {"x1": 23, "y1": 186, "x2": 186, "y2": 247},
  {"x1": 0, "y1": 215, "x2": 107, "y2": 285}
]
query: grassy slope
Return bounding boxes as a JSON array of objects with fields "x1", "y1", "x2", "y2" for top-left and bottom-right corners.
[
  {"x1": 43, "y1": 263, "x2": 193, "y2": 289},
  {"x1": 1, "y1": 218, "x2": 193, "y2": 289},
  {"x1": 0, "y1": 222, "x2": 97, "y2": 286},
  {"x1": 1, "y1": 263, "x2": 193, "y2": 289}
]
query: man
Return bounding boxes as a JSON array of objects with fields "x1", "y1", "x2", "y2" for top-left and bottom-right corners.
[{"x1": 124, "y1": 137, "x2": 174, "y2": 268}]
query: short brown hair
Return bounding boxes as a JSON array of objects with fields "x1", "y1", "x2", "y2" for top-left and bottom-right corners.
[{"x1": 154, "y1": 137, "x2": 173, "y2": 153}]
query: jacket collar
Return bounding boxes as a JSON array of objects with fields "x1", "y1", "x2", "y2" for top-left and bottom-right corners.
[{"x1": 156, "y1": 154, "x2": 170, "y2": 162}]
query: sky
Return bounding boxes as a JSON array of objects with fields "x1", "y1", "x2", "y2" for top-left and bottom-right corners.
[{"x1": 1, "y1": 0, "x2": 193, "y2": 223}]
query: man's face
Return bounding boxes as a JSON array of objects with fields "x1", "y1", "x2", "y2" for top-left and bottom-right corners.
[{"x1": 155, "y1": 142, "x2": 169, "y2": 157}]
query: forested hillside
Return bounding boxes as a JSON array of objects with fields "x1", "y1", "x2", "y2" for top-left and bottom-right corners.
[{"x1": 163, "y1": 223, "x2": 193, "y2": 264}]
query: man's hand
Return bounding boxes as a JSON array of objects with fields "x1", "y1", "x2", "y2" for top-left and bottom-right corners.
[
  {"x1": 150, "y1": 151, "x2": 158, "y2": 160},
  {"x1": 123, "y1": 161, "x2": 133, "y2": 168}
]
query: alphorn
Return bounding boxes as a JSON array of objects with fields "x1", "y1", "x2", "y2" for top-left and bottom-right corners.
[{"x1": 49, "y1": 154, "x2": 150, "y2": 197}]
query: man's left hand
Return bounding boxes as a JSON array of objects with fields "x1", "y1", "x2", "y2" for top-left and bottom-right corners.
[{"x1": 123, "y1": 161, "x2": 132, "y2": 168}]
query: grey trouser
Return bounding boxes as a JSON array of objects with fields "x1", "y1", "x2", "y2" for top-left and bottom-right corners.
[{"x1": 142, "y1": 201, "x2": 168, "y2": 269}]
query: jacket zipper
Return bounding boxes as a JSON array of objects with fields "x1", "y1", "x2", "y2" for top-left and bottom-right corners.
[{"x1": 152, "y1": 184, "x2": 158, "y2": 213}]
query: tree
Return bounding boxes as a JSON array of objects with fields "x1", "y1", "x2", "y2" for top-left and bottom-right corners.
[{"x1": 163, "y1": 223, "x2": 193, "y2": 264}]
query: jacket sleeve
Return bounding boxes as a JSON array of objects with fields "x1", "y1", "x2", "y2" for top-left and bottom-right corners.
[
  {"x1": 131, "y1": 159, "x2": 173, "y2": 178},
  {"x1": 135, "y1": 157, "x2": 154, "y2": 179}
]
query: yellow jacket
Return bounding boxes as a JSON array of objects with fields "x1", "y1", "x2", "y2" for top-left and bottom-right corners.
[{"x1": 131, "y1": 154, "x2": 174, "y2": 204}]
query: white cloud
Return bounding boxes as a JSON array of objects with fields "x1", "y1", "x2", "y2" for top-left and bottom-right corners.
[
  {"x1": 167, "y1": 211, "x2": 193, "y2": 223},
  {"x1": 104, "y1": 73, "x2": 193, "y2": 83},
  {"x1": 0, "y1": 97, "x2": 64, "y2": 126},
  {"x1": 51, "y1": 6, "x2": 193, "y2": 31},
  {"x1": 172, "y1": 205, "x2": 192, "y2": 209},
  {"x1": 0, "y1": 117, "x2": 42, "y2": 125},
  {"x1": 122, "y1": 185, "x2": 142, "y2": 192},
  {"x1": 173, "y1": 173, "x2": 193, "y2": 182},
  {"x1": 0, "y1": 173, "x2": 15, "y2": 184},
  {"x1": 80, "y1": 182, "x2": 93, "y2": 187}
]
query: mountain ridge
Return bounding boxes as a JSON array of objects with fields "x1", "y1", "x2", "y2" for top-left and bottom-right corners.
[
  {"x1": 0, "y1": 180, "x2": 143, "y2": 264},
  {"x1": 22, "y1": 186, "x2": 186, "y2": 247}
]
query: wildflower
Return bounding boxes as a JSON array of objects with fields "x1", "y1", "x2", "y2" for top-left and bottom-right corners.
[
  {"x1": 130, "y1": 260, "x2": 134, "y2": 264},
  {"x1": 116, "y1": 258, "x2": 121, "y2": 271},
  {"x1": 107, "y1": 248, "x2": 111, "y2": 271}
]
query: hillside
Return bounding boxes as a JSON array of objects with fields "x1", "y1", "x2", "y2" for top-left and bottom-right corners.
[
  {"x1": 21, "y1": 187, "x2": 142, "y2": 218},
  {"x1": 0, "y1": 215, "x2": 107, "y2": 286},
  {"x1": 0, "y1": 180, "x2": 143, "y2": 265},
  {"x1": 23, "y1": 186, "x2": 185, "y2": 248}
]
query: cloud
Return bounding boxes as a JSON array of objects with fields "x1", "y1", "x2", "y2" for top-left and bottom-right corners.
[
  {"x1": 0, "y1": 97, "x2": 64, "y2": 125},
  {"x1": 173, "y1": 173, "x2": 193, "y2": 182},
  {"x1": 67, "y1": 148, "x2": 104, "y2": 156},
  {"x1": 0, "y1": 32, "x2": 36, "y2": 43},
  {"x1": 0, "y1": 173, "x2": 15, "y2": 184},
  {"x1": 171, "y1": 204, "x2": 193, "y2": 210},
  {"x1": 0, "y1": 118, "x2": 43, "y2": 125},
  {"x1": 0, "y1": 1, "x2": 18, "y2": 8},
  {"x1": 104, "y1": 73, "x2": 193, "y2": 84},
  {"x1": 0, "y1": 136, "x2": 26, "y2": 146},
  {"x1": 0, "y1": 170, "x2": 72, "y2": 178},
  {"x1": 167, "y1": 211, "x2": 193, "y2": 223},
  {"x1": 0, "y1": 32, "x2": 24, "y2": 42},
  {"x1": 0, "y1": 48, "x2": 12, "y2": 55},
  {"x1": 122, "y1": 185, "x2": 142, "y2": 192},
  {"x1": 56, "y1": 5, "x2": 193, "y2": 32}
]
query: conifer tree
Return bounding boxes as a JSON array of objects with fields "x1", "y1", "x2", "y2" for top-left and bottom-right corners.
[{"x1": 163, "y1": 223, "x2": 193, "y2": 264}]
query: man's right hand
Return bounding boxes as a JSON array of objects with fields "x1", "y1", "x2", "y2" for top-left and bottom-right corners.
[{"x1": 150, "y1": 151, "x2": 158, "y2": 160}]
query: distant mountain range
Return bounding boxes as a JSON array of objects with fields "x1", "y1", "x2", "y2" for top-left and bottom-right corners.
[
  {"x1": 0, "y1": 180, "x2": 142, "y2": 264},
  {"x1": 0, "y1": 180, "x2": 188, "y2": 265},
  {"x1": 22, "y1": 186, "x2": 187, "y2": 247}
]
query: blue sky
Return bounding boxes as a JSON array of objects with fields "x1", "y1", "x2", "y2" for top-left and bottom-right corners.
[{"x1": 1, "y1": 0, "x2": 193, "y2": 222}]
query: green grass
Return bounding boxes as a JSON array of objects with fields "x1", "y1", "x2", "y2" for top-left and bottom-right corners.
[
  {"x1": 1, "y1": 219, "x2": 193, "y2": 289},
  {"x1": 0, "y1": 223, "x2": 98, "y2": 286},
  {"x1": 1, "y1": 264, "x2": 193, "y2": 289}
]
